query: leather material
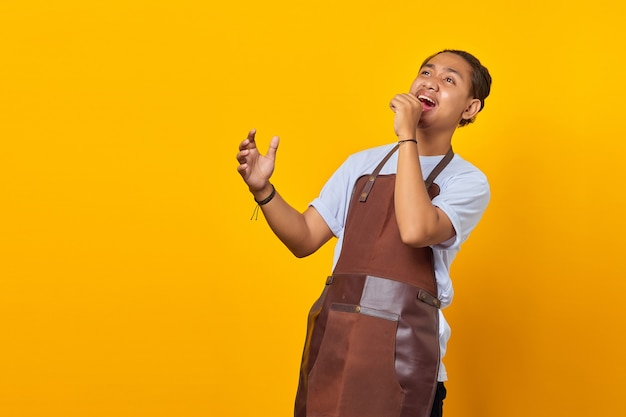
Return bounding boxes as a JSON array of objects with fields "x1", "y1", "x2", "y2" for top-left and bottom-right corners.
[{"x1": 295, "y1": 147, "x2": 452, "y2": 417}]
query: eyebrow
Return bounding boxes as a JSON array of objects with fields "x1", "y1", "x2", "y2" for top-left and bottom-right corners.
[{"x1": 422, "y1": 63, "x2": 465, "y2": 80}]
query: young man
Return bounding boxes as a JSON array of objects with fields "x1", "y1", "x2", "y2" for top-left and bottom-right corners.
[{"x1": 236, "y1": 50, "x2": 492, "y2": 417}]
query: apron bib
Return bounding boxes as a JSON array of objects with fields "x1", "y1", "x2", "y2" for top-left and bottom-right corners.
[{"x1": 295, "y1": 146, "x2": 454, "y2": 417}]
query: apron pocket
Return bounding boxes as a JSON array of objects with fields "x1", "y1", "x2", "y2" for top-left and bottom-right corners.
[{"x1": 307, "y1": 303, "x2": 404, "y2": 417}]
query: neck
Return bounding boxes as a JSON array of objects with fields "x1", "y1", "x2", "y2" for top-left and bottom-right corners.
[{"x1": 415, "y1": 128, "x2": 454, "y2": 155}]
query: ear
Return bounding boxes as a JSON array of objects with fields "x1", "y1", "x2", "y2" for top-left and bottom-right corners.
[{"x1": 461, "y1": 98, "x2": 482, "y2": 122}]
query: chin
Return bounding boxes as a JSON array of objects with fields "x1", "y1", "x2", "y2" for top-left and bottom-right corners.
[{"x1": 417, "y1": 119, "x2": 432, "y2": 129}]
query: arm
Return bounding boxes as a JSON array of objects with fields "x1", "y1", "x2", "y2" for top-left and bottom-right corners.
[
  {"x1": 389, "y1": 95, "x2": 455, "y2": 247},
  {"x1": 236, "y1": 129, "x2": 333, "y2": 257}
]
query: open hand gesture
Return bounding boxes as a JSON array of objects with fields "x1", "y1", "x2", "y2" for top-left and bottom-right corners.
[{"x1": 236, "y1": 129, "x2": 280, "y2": 193}]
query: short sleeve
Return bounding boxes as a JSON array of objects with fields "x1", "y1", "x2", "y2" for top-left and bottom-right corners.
[
  {"x1": 309, "y1": 156, "x2": 356, "y2": 238},
  {"x1": 432, "y1": 169, "x2": 490, "y2": 250}
]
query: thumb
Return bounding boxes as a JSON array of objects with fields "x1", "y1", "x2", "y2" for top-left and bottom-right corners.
[{"x1": 266, "y1": 135, "x2": 280, "y2": 160}]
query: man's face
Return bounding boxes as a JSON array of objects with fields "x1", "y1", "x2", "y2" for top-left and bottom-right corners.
[{"x1": 408, "y1": 52, "x2": 477, "y2": 130}]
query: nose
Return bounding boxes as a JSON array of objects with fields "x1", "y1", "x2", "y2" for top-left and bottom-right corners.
[{"x1": 423, "y1": 77, "x2": 439, "y2": 91}]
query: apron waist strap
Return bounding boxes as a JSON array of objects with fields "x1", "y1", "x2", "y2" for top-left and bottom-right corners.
[{"x1": 327, "y1": 274, "x2": 441, "y2": 309}]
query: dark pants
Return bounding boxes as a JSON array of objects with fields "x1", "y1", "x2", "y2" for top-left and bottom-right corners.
[{"x1": 430, "y1": 382, "x2": 447, "y2": 417}]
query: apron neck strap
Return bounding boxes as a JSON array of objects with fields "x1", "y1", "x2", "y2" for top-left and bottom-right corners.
[
  {"x1": 424, "y1": 147, "x2": 454, "y2": 188},
  {"x1": 359, "y1": 145, "x2": 454, "y2": 203}
]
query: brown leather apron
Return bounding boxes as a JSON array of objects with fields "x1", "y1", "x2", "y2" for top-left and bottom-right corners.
[{"x1": 295, "y1": 146, "x2": 454, "y2": 417}]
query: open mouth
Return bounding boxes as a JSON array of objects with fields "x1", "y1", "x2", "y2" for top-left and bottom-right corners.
[{"x1": 417, "y1": 95, "x2": 436, "y2": 110}]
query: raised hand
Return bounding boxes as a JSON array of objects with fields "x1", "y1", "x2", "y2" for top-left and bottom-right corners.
[
  {"x1": 236, "y1": 129, "x2": 280, "y2": 194},
  {"x1": 389, "y1": 93, "x2": 423, "y2": 140}
]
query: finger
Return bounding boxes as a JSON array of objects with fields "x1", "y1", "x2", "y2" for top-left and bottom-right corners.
[
  {"x1": 235, "y1": 149, "x2": 249, "y2": 164},
  {"x1": 390, "y1": 95, "x2": 404, "y2": 111},
  {"x1": 396, "y1": 93, "x2": 414, "y2": 103},
  {"x1": 391, "y1": 94, "x2": 421, "y2": 112},
  {"x1": 266, "y1": 136, "x2": 280, "y2": 160},
  {"x1": 239, "y1": 129, "x2": 258, "y2": 151},
  {"x1": 403, "y1": 93, "x2": 421, "y2": 104},
  {"x1": 390, "y1": 94, "x2": 410, "y2": 105}
]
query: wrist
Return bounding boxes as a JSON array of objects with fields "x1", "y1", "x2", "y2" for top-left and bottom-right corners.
[
  {"x1": 251, "y1": 183, "x2": 275, "y2": 203},
  {"x1": 397, "y1": 131, "x2": 417, "y2": 141},
  {"x1": 249, "y1": 183, "x2": 276, "y2": 220}
]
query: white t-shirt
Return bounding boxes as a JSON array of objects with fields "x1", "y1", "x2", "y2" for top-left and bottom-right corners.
[{"x1": 310, "y1": 143, "x2": 490, "y2": 381}]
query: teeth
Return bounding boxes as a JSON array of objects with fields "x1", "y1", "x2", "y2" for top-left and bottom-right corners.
[{"x1": 418, "y1": 95, "x2": 435, "y2": 104}]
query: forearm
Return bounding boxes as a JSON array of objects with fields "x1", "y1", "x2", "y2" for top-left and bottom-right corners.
[
  {"x1": 252, "y1": 184, "x2": 328, "y2": 257},
  {"x1": 394, "y1": 143, "x2": 444, "y2": 247}
]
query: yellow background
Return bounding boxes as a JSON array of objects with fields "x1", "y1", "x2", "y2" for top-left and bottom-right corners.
[{"x1": 1, "y1": 1, "x2": 625, "y2": 416}]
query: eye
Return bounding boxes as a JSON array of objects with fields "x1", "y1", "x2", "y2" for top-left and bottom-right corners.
[
  {"x1": 445, "y1": 76, "x2": 455, "y2": 84},
  {"x1": 420, "y1": 70, "x2": 431, "y2": 76}
]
